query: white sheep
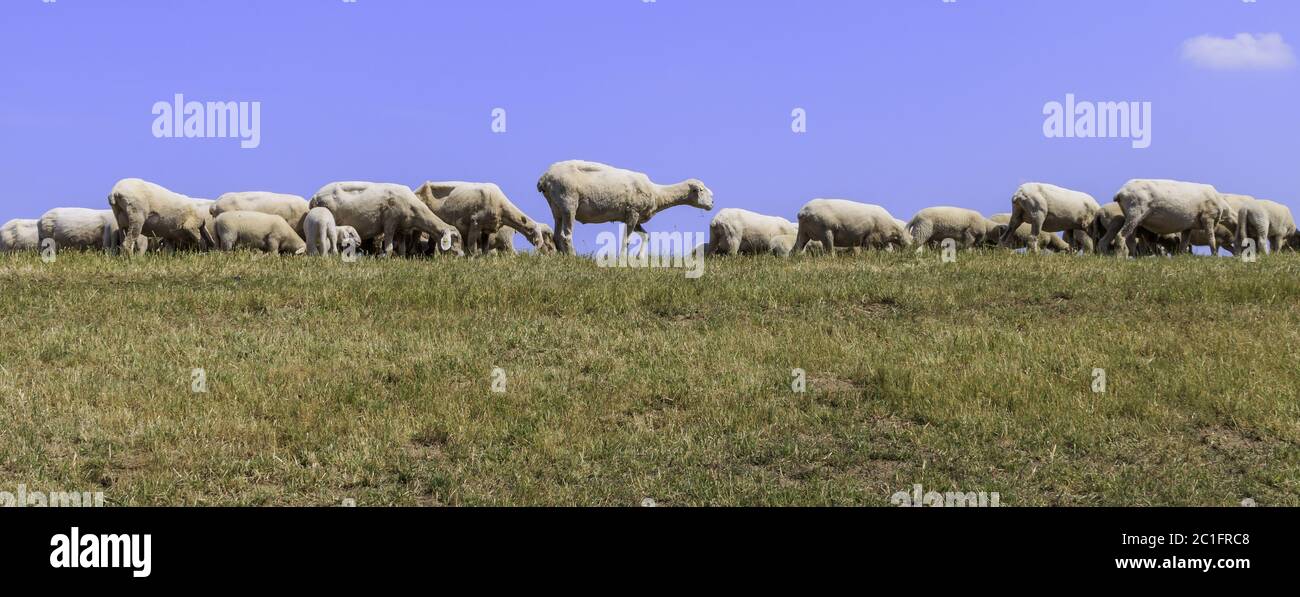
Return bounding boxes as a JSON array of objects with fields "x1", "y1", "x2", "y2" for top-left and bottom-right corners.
[
  {"x1": 999, "y1": 183, "x2": 1101, "y2": 253},
  {"x1": 484, "y1": 224, "x2": 556, "y2": 255},
  {"x1": 794, "y1": 199, "x2": 910, "y2": 255},
  {"x1": 37, "y1": 207, "x2": 144, "y2": 254},
  {"x1": 1113, "y1": 180, "x2": 1231, "y2": 257},
  {"x1": 989, "y1": 213, "x2": 1071, "y2": 252},
  {"x1": 1258, "y1": 199, "x2": 1296, "y2": 252},
  {"x1": 108, "y1": 178, "x2": 215, "y2": 256},
  {"x1": 212, "y1": 211, "x2": 306, "y2": 254},
  {"x1": 309, "y1": 182, "x2": 462, "y2": 257},
  {"x1": 413, "y1": 181, "x2": 550, "y2": 255},
  {"x1": 708, "y1": 208, "x2": 798, "y2": 256},
  {"x1": 537, "y1": 160, "x2": 713, "y2": 256},
  {"x1": 0, "y1": 219, "x2": 38, "y2": 252},
  {"x1": 906, "y1": 207, "x2": 998, "y2": 250},
  {"x1": 210, "y1": 192, "x2": 311, "y2": 236}
]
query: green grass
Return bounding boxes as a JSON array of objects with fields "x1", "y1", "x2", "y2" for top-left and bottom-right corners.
[{"x1": 2, "y1": 250, "x2": 1298, "y2": 506}]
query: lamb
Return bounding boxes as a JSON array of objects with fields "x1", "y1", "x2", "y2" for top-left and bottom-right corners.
[
  {"x1": 0, "y1": 219, "x2": 38, "y2": 252},
  {"x1": 303, "y1": 206, "x2": 348, "y2": 256},
  {"x1": 37, "y1": 207, "x2": 140, "y2": 253},
  {"x1": 708, "y1": 208, "x2": 798, "y2": 256},
  {"x1": 793, "y1": 199, "x2": 911, "y2": 255},
  {"x1": 212, "y1": 211, "x2": 306, "y2": 255},
  {"x1": 1112, "y1": 180, "x2": 1231, "y2": 258},
  {"x1": 999, "y1": 183, "x2": 1101, "y2": 253},
  {"x1": 413, "y1": 181, "x2": 550, "y2": 255},
  {"x1": 989, "y1": 213, "x2": 1071, "y2": 252},
  {"x1": 485, "y1": 224, "x2": 556, "y2": 255},
  {"x1": 769, "y1": 234, "x2": 799, "y2": 257},
  {"x1": 308, "y1": 181, "x2": 462, "y2": 257},
  {"x1": 906, "y1": 207, "x2": 999, "y2": 250},
  {"x1": 1258, "y1": 199, "x2": 1296, "y2": 252},
  {"x1": 537, "y1": 160, "x2": 713, "y2": 256},
  {"x1": 108, "y1": 178, "x2": 215, "y2": 255},
  {"x1": 210, "y1": 192, "x2": 311, "y2": 236}
]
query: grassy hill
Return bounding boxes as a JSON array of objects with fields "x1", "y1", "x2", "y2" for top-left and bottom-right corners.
[{"x1": 2, "y1": 250, "x2": 1298, "y2": 506}]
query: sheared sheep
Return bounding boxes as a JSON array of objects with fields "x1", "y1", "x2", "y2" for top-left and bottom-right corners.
[
  {"x1": 999, "y1": 183, "x2": 1101, "y2": 253},
  {"x1": 36, "y1": 207, "x2": 141, "y2": 253},
  {"x1": 1113, "y1": 180, "x2": 1230, "y2": 258},
  {"x1": 309, "y1": 182, "x2": 462, "y2": 257},
  {"x1": 708, "y1": 208, "x2": 798, "y2": 256},
  {"x1": 108, "y1": 178, "x2": 215, "y2": 256},
  {"x1": 537, "y1": 160, "x2": 713, "y2": 256},
  {"x1": 210, "y1": 192, "x2": 311, "y2": 236},
  {"x1": 212, "y1": 211, "x2": 306, "y2": 255},
  {"x1": 413, "y1": 181, "x2": 550, "y2": 255},
  {"x1": 794, "y1": 199, "x2": 910, "y2": 255}
]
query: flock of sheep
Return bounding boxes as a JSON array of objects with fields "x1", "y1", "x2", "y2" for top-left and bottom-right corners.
[{"x1": 1, "y1": 160, "x2": 1296, "y2": 261}]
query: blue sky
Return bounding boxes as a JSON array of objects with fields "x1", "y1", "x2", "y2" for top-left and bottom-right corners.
[{"x1": 2, "y1": 0, "x2": 1297, "y2": 252}]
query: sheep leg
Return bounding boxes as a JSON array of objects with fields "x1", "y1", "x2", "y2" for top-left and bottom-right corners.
[
  {"x1": 1114, "y1": 208, "x2": 1150, "y2": 258},
  {"x1": 794, "y1": 230, "x2": 809, "y2": 255},
  {"x1": 819, "y1": 230, "x2": 835, "y2": 258},
  {"x1": 381, "y1": 219, "x2": 397, "y2": 257},
  {"x1": 634, "y1": 224, "x2": 650, "y2": 259},
  {"x1": 548, "y1": 199, "x2": 578, "y2": 256},
  {"x1": 1027, "y1": 215, "x2": 1045, "y2": 254},
  {"x1": 1000, "y1": 206, "x2": 1025, "y2": 247}
]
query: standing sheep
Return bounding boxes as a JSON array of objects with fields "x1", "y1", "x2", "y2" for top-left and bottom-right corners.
[
  {"x1": 413, "y1": 181, "x2": 550, "y2": 255},
  {"x1": 484, "y1": 224, "x2": 556, "y2": 255},
  {"x1": 1112, "y1": 180, "x2": 1231, "y2": 258},
  {"x1": 906, "y1": 207, "x2": 999, "y2": 251},
  {"x1": 708, "y1": 208, "x2": 798, "y2": 256},
  {"x1": 210, "y1": 192, "x2": 311, "y2": 236},
  {"x1": 999, "y1": 183, "x2": 1101, "y2": 253},
  {"x1": 309, "y1": 182, "x2": 462, "y2": 257},
  {"x1": 1258, "y1": 199, "x2": 1296, "y2": 252},
  {"x1": 0, "y1": 219, "x2": 38, "y2": 252},
  {"x1": 537, "y1": 160, "x2": 714, "y2": 256},
  {"x1": 108, "y1": 178, "x2": 215, "y2": 256},
  {"x1": 212, "y1": 211, "x2": 306, "y2": 255},
  {"x1": 794, "y1": 199, "x2": 911, "y2": 255}
]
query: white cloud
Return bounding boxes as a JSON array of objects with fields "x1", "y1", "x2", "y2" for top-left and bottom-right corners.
[{"x1": 1181, "y1": 33, "x2": 1296, "y2": 70}]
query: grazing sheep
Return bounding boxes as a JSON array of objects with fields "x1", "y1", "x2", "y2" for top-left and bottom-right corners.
[
  {"x1": 210, "y1": 192, "x2": 311, "y2": 236},
  {"x1": 1113, "y1": 180, "x2": 1230, "y2": 258},
  {"x1": 212, "y1": 211, "x2": 306, "y2": 255},
  {"x1": 1258, "y1": 199, "x2": 1296, "y2": 252},
  {"x1": 999, "y1": 183, "x2": 1101, "y2": 253},
  {"x1": 1223, "y1": 194, "x2": 1271, "y2": 255},
  {"x1": 769, "y1": 234, "x2": 799, "y2": 257},
  {"x1": 303, "y1": 206, "x2": 343, "y2": 256},
  {"x1": 309, "y1": 182, "x2": 462, "y2": 257},
  {"x1": 708, "y1": 208, "x2": 798, "y2": 256},
  {"x1": 793, "y1": 199, "x2": 910, "y2": 255},
  {"x1": 907, "y1": 207, "x2": 998, "y2": 250},
  {"x1": 0, "y1": 219, "x2": 38, "y2": 252},
  {"x1": 989, "y1": 213, "x2": 1071, "y2": 252},
  {"x1": 336, "y1": 226, "x2": 362, "y2": 254},
  {"x1": 537, "y1": 160, "x2": 714, "y2": 256},
  {"x1": 484, "y1": 224, "x2": 556, "y2": 255},
  {"x1": 37, "y1": 207, "x2": 136, "y2": 253},
  {"x1": 413, "y1": 181, "x2": 550, "y2": 255},
  {"x1": 108, "y1": 178, "x2": 215, "y2": 256}
]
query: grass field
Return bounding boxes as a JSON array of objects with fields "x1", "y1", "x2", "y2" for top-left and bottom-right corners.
[{"x1": 2, "y1": 250, "x2": 1298, "y2": 506}]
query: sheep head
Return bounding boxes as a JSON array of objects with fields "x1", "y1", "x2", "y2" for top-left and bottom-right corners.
[{"x1": 685, "y1": 180, "x2": 714, "y2": 211}]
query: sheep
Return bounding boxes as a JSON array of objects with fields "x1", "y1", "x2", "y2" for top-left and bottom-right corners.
[
  {"x1": 108, "y1": 178, "x2": 215, "y2": 256},
  {"x1": 210, "y1": 192, "x2": 311, "y2": 236},
  {"x1": 484, "y1": 224, "x2": 556, "y2": 255},
  {"x1": 212, "y1": 211, "x2": 306, "y2": 255},
  {"x1": 413, "y1": 181, "x2": 550, "y2": 256},
  {"x1": 537, "y1": 160, "x2": 713, "y2": 256},
  {"x1": 999, "y1": 183, "x2": 1101, "y2": 253},
  {"x1": 708, "y1": 208, "x2": 798, "y2": 256},
  {"x1": 1112, "y1": 180, "x2": 1231, "y2": 258},
  {"x1": 36, "y1": 207, "x2": 141, "y2": 254},
  {"x1": 793, "y1": 199, "x2": 911, "y2": 255},
  {"x1": 989, "y1": 213, "x2": 1071, "y2": 252},
  {"x1": 769, "y1": 234, "x2": 799, "y2": 257},
  {"x1": 0, "y1": 219, "x2": 38, "y2": 252},
  {"x1": 1258, "y1": 199, "x2": 1296, "y2": 252},
  {"x1": 308, "y1": 181, "x2": 462, "y2": 257},
  {"x1": 906, "y1": 207, "x2": 998, "y2": 251},
  {"x1": 1232, "y1": 195, "x2": 1274, "y2": 256},
  {"x1": 303, "y1": 206, "x2": 342, "y2": 256}
]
